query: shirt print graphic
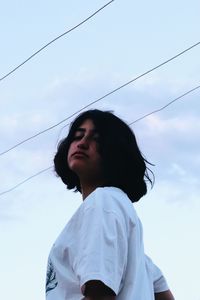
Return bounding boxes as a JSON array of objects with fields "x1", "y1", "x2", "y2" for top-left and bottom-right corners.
[{"x1": 46, "y1": 259, "x2": 58, "y2": 293}]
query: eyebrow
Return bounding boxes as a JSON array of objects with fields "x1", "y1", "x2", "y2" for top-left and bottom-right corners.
[
  {"x1": 75, "y1": 127, "x2": 97, "y2": 133},
  {"x1": 76, "y1": 128, "x2": 86, "y2": 132}
]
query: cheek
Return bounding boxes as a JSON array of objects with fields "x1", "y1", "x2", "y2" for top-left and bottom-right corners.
[
  {"x1": 93, "y1": 151, "x2": 103, "y2": 166},
  {"x1": 67, "y1": 145, "x2": 73, "y2": 164},
  {"x1": 67, "y1": 152, "x2": 70, "y2": 165}
]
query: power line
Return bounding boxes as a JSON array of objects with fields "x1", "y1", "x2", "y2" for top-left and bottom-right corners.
[
  {"x1": 0, "y1": 166, "x2": 53, "y2": 196},
  {"x1": 129, "y1": 84, "x2": 200, "y2": 124},
  {"x1": 1, "y1": 41, "x2": 200, "y2": 156},
  {"x1": 0, "y1": 0, "x2": 114, "y2": 82},
  {"x1": 1, "y1": 83, "x2": 199, "y2": 197}
]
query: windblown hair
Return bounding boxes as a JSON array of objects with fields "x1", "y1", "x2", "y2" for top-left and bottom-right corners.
[{"x1": 54, "y1": 109, "x2": 154, "y2": 202}]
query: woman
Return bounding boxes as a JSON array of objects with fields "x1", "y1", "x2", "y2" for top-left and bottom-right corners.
[{"x1": 46, "y1": 109, "x2": 174, "y2": 300}]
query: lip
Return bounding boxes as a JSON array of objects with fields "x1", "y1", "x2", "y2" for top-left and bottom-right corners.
[{"x1": 72, "y1": 151, "x2": 88, "y2": 158}]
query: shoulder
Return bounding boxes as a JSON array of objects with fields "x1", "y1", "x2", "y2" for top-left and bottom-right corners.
[
  {"x1": 84, "y1": 187, "x2": 130, "y2": 209},
  {"x1": 83, "y1": 187, "x2": 138, "y2": 224}
]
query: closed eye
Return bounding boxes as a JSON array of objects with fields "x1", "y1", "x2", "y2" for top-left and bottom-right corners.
[{"x1": 72, "y1": 135, "x2": 83, "y2": 141}]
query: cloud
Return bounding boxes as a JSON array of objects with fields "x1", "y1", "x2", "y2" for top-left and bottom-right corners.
[
  {"x1": 141, "y1": 113, "x2": 200, "y2": 137},
  {"x1": 153, "y1": 175, "x2": 199, "y2": 204},
  {"x1": 131, "y1": 111, "x2": 200, "y2": 197},
  {"x1": 1, "y1": 70, "x2": 199, "y2": 210}
]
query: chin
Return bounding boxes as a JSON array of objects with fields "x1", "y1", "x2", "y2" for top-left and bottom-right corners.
[{"x1": 69, "y1": 161, "x2": 87, "y2": 175}]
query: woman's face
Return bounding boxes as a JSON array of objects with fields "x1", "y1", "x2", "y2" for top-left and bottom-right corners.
[{"x1": 67, "y1": 119, "x2": 104, "y2": 183}]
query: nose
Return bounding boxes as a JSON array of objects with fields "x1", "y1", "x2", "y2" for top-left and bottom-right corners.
[{"x1": 77, "y1": 136, "x2": 89, "y2": 149}]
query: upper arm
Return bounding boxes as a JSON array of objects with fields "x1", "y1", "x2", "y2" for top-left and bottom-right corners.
[
  {"x1": 83, "y1": 280, "x2": 116, "y2": 300},
  {"x1": 73, "y1": 195, "x2": 128, "y2": 296},
  {"x1": 155, "y1": 290, "x2": 175, "y2": 300}
]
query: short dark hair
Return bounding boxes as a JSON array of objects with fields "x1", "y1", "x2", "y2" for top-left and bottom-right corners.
[{"x1": 54, "y1": 109, "x2": 154, "y2": 202}]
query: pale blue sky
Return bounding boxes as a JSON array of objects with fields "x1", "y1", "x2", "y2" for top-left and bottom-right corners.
[{"x1": 0, "y1": 1, "x2": 200, "y2": 299}]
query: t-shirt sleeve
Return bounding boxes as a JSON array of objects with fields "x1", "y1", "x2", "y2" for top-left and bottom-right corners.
[
  {"x1": 145, "y1": 255, "x2": 169, "y2": 293},
  {"x1": 72, "y1": 192, "x2": 128, "y2": 295}
]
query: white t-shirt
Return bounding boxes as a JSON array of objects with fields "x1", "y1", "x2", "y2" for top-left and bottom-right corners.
[
  {"x1": 145, "y1": 255, "x2": 169, "y2": 294},
  {"x1": 46, "y1": 187, "x2": 168, "y2": 300}
]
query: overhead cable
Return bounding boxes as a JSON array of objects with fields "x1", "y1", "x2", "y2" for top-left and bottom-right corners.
[
  {"x1": 129, "y1": 84, "x2": 200, "y2": 124},
  {"x1": 0, "y1": 166, "x2": 52, "y2": 196},
  {"x1": 1, "y1": 40, "x2": 200, "y2": 156},
  {"x1": 0, "y1": 0, "x2": 114, "y2": 82},
  {"x1": 0, "y1": 82, "x2": 199, "y2": 196}
]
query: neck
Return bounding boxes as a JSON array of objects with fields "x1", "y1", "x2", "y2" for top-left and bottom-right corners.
[
  {"x1": 80, "y1": 179, "x2": 104, "y2": 200},
  {"x1": 81, "y1": 185, "x2": 96, "y2": 200}
]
